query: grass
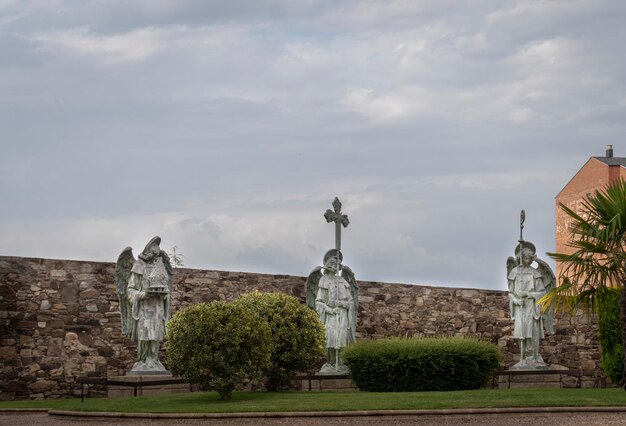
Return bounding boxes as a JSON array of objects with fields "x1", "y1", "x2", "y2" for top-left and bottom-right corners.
[{"x1": 1, "y1": 389, "x2": 626, "y2": 413}]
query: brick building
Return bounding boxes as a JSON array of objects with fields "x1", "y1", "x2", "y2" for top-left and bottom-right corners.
[{"x1": 555, "y1": 145, "x2": 626, "y2": 281}]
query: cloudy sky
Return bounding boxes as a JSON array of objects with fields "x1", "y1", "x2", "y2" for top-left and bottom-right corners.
[{"x1": 1, "y1": 1, "x2": 625, "y2": 290}]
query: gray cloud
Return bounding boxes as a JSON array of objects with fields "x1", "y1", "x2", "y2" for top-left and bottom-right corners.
[{"x1": 1, "y1": 1, "x2": 624, "y2": 290}]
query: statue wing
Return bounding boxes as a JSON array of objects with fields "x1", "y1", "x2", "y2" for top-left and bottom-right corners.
[
  {"x1": 506, "y1": 256, "x2": 518, "y2": 319},
  {"x1": 536, "y1": 257, "x2": 556, "y2": 334},
  {"x1": 305, "y1": 266, "x2": 322, "y2": 309},
  {"x1": 341, "y1": 265, "x2": 359, "y2": 343},
  {"x1": 506, "y1": 256, "x2": 518, "y2": 285},
  {"x1": 159, "y1": 250, "x2": 174, "y2": 324},
  {"x1": 535, "y1": 257, "x2": 556, "y2": 293},
  {"x1": 115, "y1": 247, "x2": 135, "y2": 335}
]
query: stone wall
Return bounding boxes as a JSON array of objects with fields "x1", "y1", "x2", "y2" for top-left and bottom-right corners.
[{"x1": 0, "y1": 255, "x2": 605, "y2": 400}]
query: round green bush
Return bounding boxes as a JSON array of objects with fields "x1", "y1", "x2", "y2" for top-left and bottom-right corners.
[
  {"x1": 235, "y1": 291, "x2": 325, "y2": 390},
  {"x1": 343, "y1": 337, "x2": 502, "y2": 392},
  {"x1": 166, "y1": 301, "x2": 271, "y2": 400}
]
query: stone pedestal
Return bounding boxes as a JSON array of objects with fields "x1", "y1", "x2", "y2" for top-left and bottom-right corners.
[
  {"x1": 499, "y1": 373, "x2": 562, "y2": 389},
  {"x1": 107, "y1": 375, "x2": 191, "y2": 398},
  {"x1": 497, "y1": 369, "x2": 582, "y2": 389},
  {"x1": 298, "y1": 374, "x2": 357, "y2": 391}
]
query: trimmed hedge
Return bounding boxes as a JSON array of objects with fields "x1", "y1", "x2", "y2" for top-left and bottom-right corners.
[
  {"x1": 598, "y1": 289, "x2": 624, "y2": 384},
  {"x1": 342, "y1": 337, "x2": 502, "y2": 391}
]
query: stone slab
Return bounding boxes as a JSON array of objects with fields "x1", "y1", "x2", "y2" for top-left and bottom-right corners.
[
  {"x1": 498, "y1": 372, "x2": 581, "y2": 389},
  {"x1": 106, "y1": 375, "x2": 191, "y2": 398},
  {"x1": 499, "y1": 374, "x2": 560, "y2": 383},
  {"x1": 299, "y1": 378, "x2": 356, "y2": 391},
  {"x1": 506, "y1": 382, "x2": 562, "y2": 389}
]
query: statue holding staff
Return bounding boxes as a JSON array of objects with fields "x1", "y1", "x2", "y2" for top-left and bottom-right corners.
[{"x1": 506, "y1": 211, "x2": 555, "y2": 370}]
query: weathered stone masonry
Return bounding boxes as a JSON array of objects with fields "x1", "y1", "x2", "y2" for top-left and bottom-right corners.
[{"x1": 0, "y1": 255, "x2": 605, "y2": 400}]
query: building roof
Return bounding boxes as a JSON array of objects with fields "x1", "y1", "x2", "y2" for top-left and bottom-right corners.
[
  {"x1": 592, "y1": 156, "x2": 626, "y2": 166},
  {"x1": 556, "y1": 156, "x2": 626, "y2": 198}
]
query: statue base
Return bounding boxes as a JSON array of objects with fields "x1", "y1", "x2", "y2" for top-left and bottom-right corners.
[
  {"x1": 128, "y1": 359, "x2": 169, "y2": 375},
  {"x1": 317, "y1": 363, "x2": 349, "y2": 375},
  {"x1": 510, "y1": 356, "x2": 549, "y2": 371}
]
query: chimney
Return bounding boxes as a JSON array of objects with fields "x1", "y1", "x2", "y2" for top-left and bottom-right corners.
[{"x1": 606, "y1": 144, "x2": 614, "y2": 158}]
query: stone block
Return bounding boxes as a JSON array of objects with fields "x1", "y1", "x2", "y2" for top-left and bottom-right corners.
[
  {"x1": 46, "y1": 338, "x2": 63, "y2": 357},
  {"x1": 0, "y1": 370, "x2": 18, "y2": 381},
  {"x1": 581, "y1": 360, "x2": 596, "y2": 370},
  {"x1": 561, "y1": 376, "x2": 579, "y2": 388},
  {"x1": 41, "y1": 359, "x2": 62, "y2": 371},
  {"x1": 2, "y1": 380, "x2": 28, "y2": 392},
  {"x1": 50, "y1": 270, "x2": 66, "y2": 279},
  {"x1": 460, "y1": 290, "x2": 479, "y2": 298},
  {"x1": 581, "y1": 379, "x2": 596, "y2": 388},
  {"x1": 0, "y1": 391, "x2": 15, "y2": 401},
  {"x1": 16, "y1": 321, "x2": 37, "y2": 330},
  {"x1": 80, "y1": 289, "x2": 100, "y2": 299},
  {"x1": 97, "y1": 347, "x2": 114, "y2": 357},
  {"x1": 60, "y1": 284, "x2": 79, "y2": 304},
  {"x1": 0, "y1": 347, "x2": 18, "y2": 361},
  {"x1": 22, "y1": 364, "x2": 38, "y2": 376}
]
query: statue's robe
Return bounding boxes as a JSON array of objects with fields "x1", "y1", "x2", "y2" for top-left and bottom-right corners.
[
  {"x1": 126, "y1": 257, "x2": 169, "y2": 344},
  {"x1": 316, "y1": 274, "x2": 355, "y2": 350},
  {"x1": 508, "y1": 266, "x2": 546, "y2": 346}
]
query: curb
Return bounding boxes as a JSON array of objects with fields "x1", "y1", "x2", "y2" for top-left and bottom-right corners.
[
  {"x1": 48, "y1": 406, "x2": 626, "y2": 419},
  {"x1": 0, "y1": 409, "x2": 49, "y2": 413}
]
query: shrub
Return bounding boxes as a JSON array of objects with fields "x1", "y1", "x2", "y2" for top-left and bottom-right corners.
[
  {"x1": 166, "y1": 301, "x2": 271, "y2": 400},
  {"x1": 235, "y1": 291, "x2": 325, "y2": 390},
  {"x1": 598, "y1": 289, "x2": 624, "y2": 384},
  {"x1": 343, "y1": 337, "x2": 502, "y2": 392}
]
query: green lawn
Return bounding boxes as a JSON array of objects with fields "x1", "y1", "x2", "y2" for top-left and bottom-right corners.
[{"x1": 1, "y1": 389, "x2": 626, "y2": 413}]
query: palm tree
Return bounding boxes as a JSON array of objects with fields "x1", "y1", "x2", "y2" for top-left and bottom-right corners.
[{"x1": 546, "y1": 178, "x2": 626, "y2": 389}]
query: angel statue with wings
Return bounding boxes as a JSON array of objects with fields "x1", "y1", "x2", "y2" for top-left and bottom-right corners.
[
  {"x1": 116, "y1": 236, "x2": 173, "y2": 375},
  {"x1": 507, "y1": 236, "x2": 555, "y2": 370},
  {"x1": 306, "y1": 249, "x2": 358, "y2": 374}
]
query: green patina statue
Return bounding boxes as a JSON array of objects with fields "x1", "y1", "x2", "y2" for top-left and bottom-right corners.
[
  {"x1": 306, "y1": 198, "x2": 358, "y2": 374},
  {"x1": 506, "y1": 211, "x2": 555, "y2": 370},
  {"x1": 116, "y1": 236, "x2": 172, "y2": 375}
]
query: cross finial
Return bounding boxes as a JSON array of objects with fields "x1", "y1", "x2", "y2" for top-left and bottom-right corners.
[{"x1": 324, "y1": 197, "x2": 349, "y2": 250}]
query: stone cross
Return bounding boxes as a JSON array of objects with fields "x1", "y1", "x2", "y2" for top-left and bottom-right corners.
[{"x1": 324, "y1": 197, "x2": 350, "y2": 250}]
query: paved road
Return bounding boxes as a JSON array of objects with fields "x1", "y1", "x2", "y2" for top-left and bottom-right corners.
[{"x1": 3, "y1": 412, "x2": 626, "y2": 426}]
